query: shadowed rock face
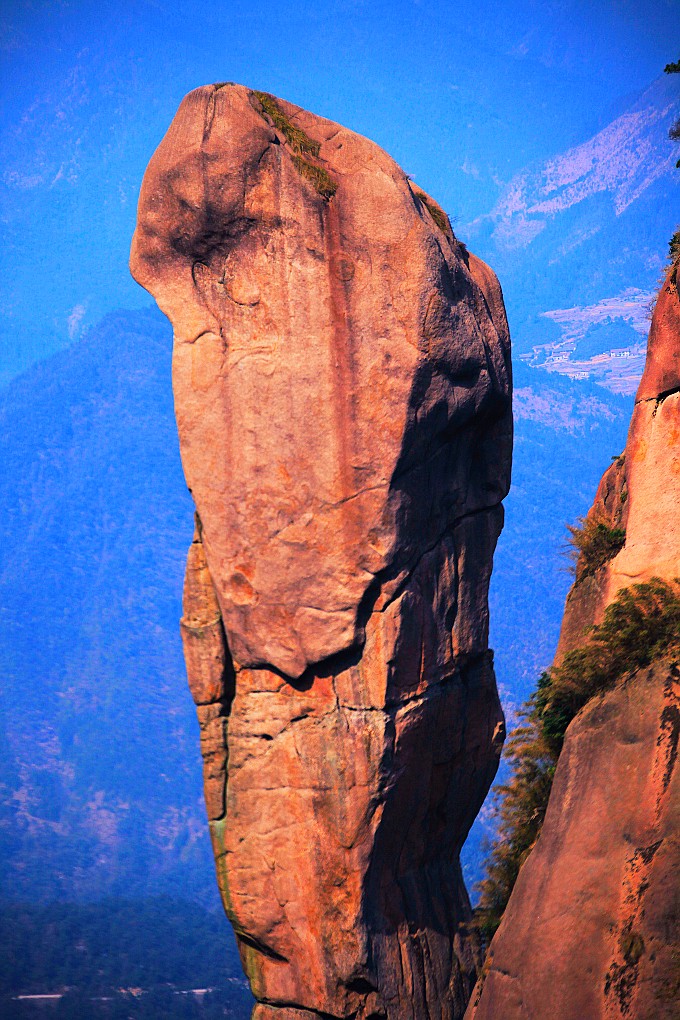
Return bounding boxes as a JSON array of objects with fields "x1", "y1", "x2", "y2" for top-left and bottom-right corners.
[
  {"x1": 467, "y1": 269, "x2": 680, "y2": 1020},
  {"x1": 131, "y1": 84, "x2": 512, "y2": 1019}
]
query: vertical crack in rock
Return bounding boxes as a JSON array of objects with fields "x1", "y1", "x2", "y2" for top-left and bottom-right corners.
[
  {"x1": 180, "y1": 513, "x2": 234, "y2": 825},
  {"x1": 131, "y1": 83, "x2": 512, "y2": 1019}
]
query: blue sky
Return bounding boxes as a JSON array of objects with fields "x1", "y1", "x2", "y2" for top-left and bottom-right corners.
[{"x1": 1, "y1": 0, "x2": 678, "y2": 380}]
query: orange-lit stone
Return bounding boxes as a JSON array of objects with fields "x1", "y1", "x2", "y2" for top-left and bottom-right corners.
[
  {"x1": 131, "y1": 84, "x2": 512, "y2": 1019},
  {"x1": 469, "y1": 269, "x2": 680, "y2": 1020}
]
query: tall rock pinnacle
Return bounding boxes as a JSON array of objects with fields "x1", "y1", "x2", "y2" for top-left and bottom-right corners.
[{"x1": 131, "y1": 84, "x2": 512, "y2": 1019}]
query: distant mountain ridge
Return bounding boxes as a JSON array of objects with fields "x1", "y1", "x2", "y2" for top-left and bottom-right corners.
[
  {"x1": 485, "y1": 74, "x2": 678, "y2": 243},
  {"x1": 466, "y1": 72, "x2": 680, "y2": 383},
  {"x1": 0, "y1": 308, "x2": 209, "y2": 904}
]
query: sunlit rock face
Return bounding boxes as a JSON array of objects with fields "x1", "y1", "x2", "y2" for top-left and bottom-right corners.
[
  {"x1": 555, "y1": 266, "x2": 680, "y2": 662},
  {"x1": 131, "y1": 83, "x2": 512, "y2": 1019},
  {"x1": 467, "y1": 660, "x2": 680, "y2": 1020},
  {"x1": 467, "y1": 268, "x2": 680, "y2": 1020}
]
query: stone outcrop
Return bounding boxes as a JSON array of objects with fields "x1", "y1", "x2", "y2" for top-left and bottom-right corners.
[
  {"x1": 131, "y1": 83, "x2": 512, "y2": 1019},
  {"x1": 467, "y1": 266, "x2": 680, "y2": 1019},
  {"x1": 556, "y1": 266, "x2": 680, "y2": 660},
  {"x1": 468, "y1": 662, "x2": 680, "y2": 1020}
]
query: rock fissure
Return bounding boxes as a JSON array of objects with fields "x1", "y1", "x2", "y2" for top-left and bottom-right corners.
[
  {"x1": 317, "y1": 482, "x2": 388, "y2": 512},
  {"x1": 636, "y1": 383, "x2": 680, "y2": 406},
  {"x1": 256, "y1": 1001, "x2": 349, "y2": 1020}
]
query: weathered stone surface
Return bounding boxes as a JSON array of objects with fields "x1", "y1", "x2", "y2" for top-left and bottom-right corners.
[
  {"x1": 636, "y1": 260, "x2": 680, "y2": 401},
  {"x1": 468, "y1": 662, "x2": 680, "y2": 1020},
  {"x1": 131, "y1": 83, "x2": 512, "y2": 1018},
  {"x1": 556, "y1": 269, "x2": 680, "y2": 660},
  {"x1": 181, "y1": 517, "x2": 234, "y2": 822},
  {"x1": 468, "y1": 269, "x2": 680, "y2": 1019}
]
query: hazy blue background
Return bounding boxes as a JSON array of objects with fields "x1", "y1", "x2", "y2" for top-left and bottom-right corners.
[
  {"x1": 0, "y1": 1, "x2": 678, "y2": 1011},
  {"x1": 2, "y1": 0, "x2": 678, "y2": 380}
]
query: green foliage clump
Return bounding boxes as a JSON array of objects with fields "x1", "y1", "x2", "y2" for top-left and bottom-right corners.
[
  {"x1": 252, "y1": 90, "x2": 337, "y2": 199},
  {"x1": 664, "y1": 59, "x2": 680, "y2": 74},
  {"x1": 291, "y1": 154, "x2": 338, "y2": 199},
  {"x1": 567, "y1": 513, "x2": 626, "y2": 581},
  {"x1": 669, "y1": 229, "x2": 680, "y2": 289},
  {"x1": 474, "y1": 578, "x2": 680, "y2": 942},
  {"x1": 670, "y1": 230, "x2": 680, "y2": 265},
  {"x1": 421, "y1": 196, "x2": 451, "y2": 236},
  {"x1": 473, "y1": 714, "x2": 555, "y2": 943},
  {"x1": 252, "y1": 91, "x2": 321, "y2": 158},
  {"x1": 536, "y1": 578, "x2": 680, "y2": 755}
]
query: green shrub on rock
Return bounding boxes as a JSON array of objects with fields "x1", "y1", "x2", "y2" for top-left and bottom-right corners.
[
  {"x1": 567, "y1": 513, "x2": 626, "y2": 581},
  {"x1": 475, "y1": 578, "x2": 680, "y2": 940}
]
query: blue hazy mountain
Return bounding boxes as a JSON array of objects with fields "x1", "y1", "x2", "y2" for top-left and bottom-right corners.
[
  {"x1": 0, "y1": 899, "x2": 253, "y2": 1018},
  {"x1": 0, "y1": 308, "x2": 209, "y2": 903},
  {"x1": 466, "y1": 72, "x2": 680, "y2": 358},
  {"x1": 0, "y1": 306, "x2": 631, "y2": 902}
]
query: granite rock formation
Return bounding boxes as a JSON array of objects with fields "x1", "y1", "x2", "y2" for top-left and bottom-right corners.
[
  {"x1": 131, "y1": 84, "x2": 512, "y2": 1019},
  {"x1": 555, "y1": 261, "x2": 680, "y2": 659},
  {"x1": 467, "y1": 265, "x2": 680, "y2": 1019}
]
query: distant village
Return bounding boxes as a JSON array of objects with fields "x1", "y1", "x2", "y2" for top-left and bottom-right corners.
[{"x1": 522, "y1": 287, "x2": 652, "y2": 394}]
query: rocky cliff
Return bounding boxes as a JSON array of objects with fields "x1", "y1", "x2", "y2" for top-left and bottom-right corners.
[
  {"x1": 131, "y1": 84, "x2": 512, "y2": 1019},
  {"x1": 468, "y1": 263, "x2": 680, "y2": 1019},
  {"x1": 556, "y1": 258, "x2": 680, "y2": 659}
]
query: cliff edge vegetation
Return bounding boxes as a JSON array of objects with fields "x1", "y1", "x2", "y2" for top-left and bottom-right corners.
[{"x1": 474, "y1": 576, "x2": 680, "y2": 941}]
